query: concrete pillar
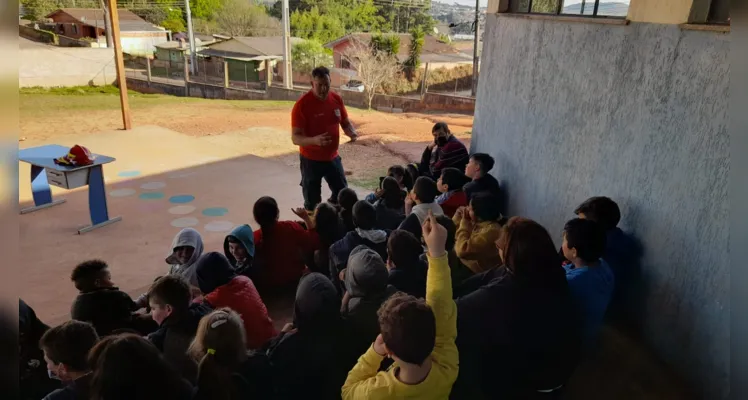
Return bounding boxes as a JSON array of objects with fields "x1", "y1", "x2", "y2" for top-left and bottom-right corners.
[
  {"x1": 223, "y1": 60, "x2": 229, "y2": 88},
  {"x1": 183, "y1": 54, "x2": 189, "y2": 96},
  {"x1": 146, "y1": 57, "x2": 152, "y2": 84},
  {"x1": 265, "y1": 59, "x2": 273, "y2": 88},
  {"x1": 487, "y1": 0, "x2": 508, "y2": 13}
]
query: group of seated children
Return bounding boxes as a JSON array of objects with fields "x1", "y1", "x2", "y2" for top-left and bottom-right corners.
[{"x1": 21, "y1": 134, "x2": 638, "y2": 400}]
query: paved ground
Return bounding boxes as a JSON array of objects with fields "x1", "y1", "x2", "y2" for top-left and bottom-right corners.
[{"x1": 19, "y1": 126, "x2": 346, "y2": 327}]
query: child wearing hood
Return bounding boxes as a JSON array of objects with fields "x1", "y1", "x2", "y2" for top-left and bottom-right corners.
[
  {"x1": 398, "y1": 176, "x2": 444, "y2": 240},
  {"x1": 223, "y1": 224, "x2": 256, "y2": 278},
  {"x1": 265, "y1": 273, "x2": 350, "y2": 399},
  {"x1": 340, "y1": 245, "x2": 397, "y2": 358},
  {"x1": 194, "y1": 252, "x2": 277, "y2": 350},
  {"x1": 166, "y1": 228, "x2": 204, "y2": 287},
  {"x1": 329, "y1": 201, "x2": 390, "y2": 293}
]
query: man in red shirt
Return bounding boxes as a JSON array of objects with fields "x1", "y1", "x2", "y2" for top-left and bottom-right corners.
[{"x1": 292, "y1": 66, "x2": 358, "y2": 211}]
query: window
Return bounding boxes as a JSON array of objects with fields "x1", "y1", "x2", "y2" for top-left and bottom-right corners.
[
  {"x1": 341, "y1": 57, "x2": 352, "y2": 69},
  {"x1": 510, "y1": 0, "x2": 630, "y2": 18},
  {"x1": 707, "y1": 0, "x2": 729, "y2": 24},
  {"x1": 72, "y1": 24, "x2": 79, "y2": 35},
  {"x1": 689, "y1": 0, "x2": 730, "y2": 25}
]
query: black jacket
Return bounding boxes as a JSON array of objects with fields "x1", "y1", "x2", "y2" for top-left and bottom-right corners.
[
  {"x1": 42, "y1": 374, "x2": 91, "y2": 400},
  {"x1": 71, "y1": 287, "x2": 138, "y2": 337},
  {"x1": 388, "y1": 257, "x2": 428, "y2": 298},
  {"x1": 463, "y1": 173, "x2": 501, "y2": 203},
  {"x1": 20, "y1": 299, "x2": 60, "y2": 400},
  {"x1": 148, "y1": 302, "x2": 213, "y2": 384},
  {"x1": 452, "y1": 267, "x2": 581, "y2": 399},
  {"x1": 373, "y1": 199, "x2": 405, "y2": 231},
  {"x1": 265, "y1": 273, "x2": 351, "y2": 400}
]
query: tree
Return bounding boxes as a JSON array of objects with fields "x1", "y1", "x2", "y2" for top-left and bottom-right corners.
[
  {"x1": 370, "y1": 33, "x2": 400, "y2": 57},
  {"x1": 191, "y1": 0, "x2": 223, "y2": 20},
  {"x1": 290, "y1": 6, "x2": 344, "y2": 44},
  {"x1": 343, "y1": 38, "x2": 401, "y2": 109},
  {"x1": 292, "y1": 39, "x2": 333, "y2": 76},
  {"x1": 404, "y1": 27, "x2": 424, "y2": 70},
  {"x1": 215, "y1": 0, "x2": 281, "y2": 37}
]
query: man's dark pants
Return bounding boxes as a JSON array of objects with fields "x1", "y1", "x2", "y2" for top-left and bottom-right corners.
[{"x1": 300, "y1": 154, "x2": 348, "y2": 211}]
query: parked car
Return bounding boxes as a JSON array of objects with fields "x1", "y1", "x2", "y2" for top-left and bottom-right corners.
[{"x1": 341, "y1": 80, "x2": 365, "y2": 92}]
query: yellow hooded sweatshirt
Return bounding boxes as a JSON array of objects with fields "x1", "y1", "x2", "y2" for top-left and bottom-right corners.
[{"x1": 341, "y1": 253, "x2": 458, "y2": 399}]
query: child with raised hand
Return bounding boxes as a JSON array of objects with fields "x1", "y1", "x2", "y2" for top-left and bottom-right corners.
[
  {"x1": 194, "y1": 252, "x2": 277, "y2": 350},
  {"x1": 342, "y1": 211, "x2": 458, "y2": 399},
  {"x1": 251, "y1": 196, "x2": 321, "y2": 292},
  {"x1": 70, "y1": 260, "x2": 155, "y2": 336},
  {"x1": 189, "y1": 309, "x2": 272, "y2": 400},
  {"x1": 435, "y1": 167, "x2": 470, "y2": 218},
  {"x1": 223, "y1": 224, "x2": 255, "y2": 278},
  {"x1": 452, "y1": 192, "x2": 504, "y2": 274}
]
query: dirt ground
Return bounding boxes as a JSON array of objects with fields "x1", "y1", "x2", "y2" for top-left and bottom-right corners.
[{"x1": 20, "y1": 92, "x2": 473, "y2": 189}]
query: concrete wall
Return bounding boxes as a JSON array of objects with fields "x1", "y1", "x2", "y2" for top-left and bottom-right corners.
[
  {"x1": 20, "y1": 45, "x2": 116, "y2": 87},
  {"x1": 473, "y1": 14, "x2": 728, "y2": 399}
]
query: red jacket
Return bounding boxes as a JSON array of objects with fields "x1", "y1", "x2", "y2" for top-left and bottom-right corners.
[
  {"x1": 253, "y1": 221, "x2": 320, "y2": 288},
  {"x1": 439, "y1": 191, "x2": 468, "y2": 218},
  {"x1": 204, "y1": 276, "x2": 277, "y2": 349}
]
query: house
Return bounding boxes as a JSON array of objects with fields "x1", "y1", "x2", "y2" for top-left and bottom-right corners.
[
  {"x1": 473, "y1": 0, "x2": 728, "y2": 399},
  {"x1": 198, "y1": 36, "x2": 304, "y2": 85},
  {"x1": 325, "y1": 32, "x2": 472, "y2": 68},
  {"x1": 154, "y1": 33, "x2": 223, "y2": 69},
  {"x1": 45, "y1": 8, "x2": 168, "y2": 55},
  {"x1": 324, "y1": 32, "x2": 472, "y2": 85}
]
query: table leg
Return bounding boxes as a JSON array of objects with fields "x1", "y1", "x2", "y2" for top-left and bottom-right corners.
[
  {"x1": 79, "y1": 165, "x2": 121, "y2": 234},
  {"x1": 20, "y1": 165, "x2": 66, "y2": 214}
]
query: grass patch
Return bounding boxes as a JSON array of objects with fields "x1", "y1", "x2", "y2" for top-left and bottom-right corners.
[
  {"x1": 19, "y1": 85, "x2": 296, "y2": 117},
  {"x1": 348, "y1": 175, "x2": 381, "y2": 191}
]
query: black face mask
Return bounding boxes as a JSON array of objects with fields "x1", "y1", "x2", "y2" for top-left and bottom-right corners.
[{"x1": 436, "y1": 136, "x2": 448, "y2": 147}]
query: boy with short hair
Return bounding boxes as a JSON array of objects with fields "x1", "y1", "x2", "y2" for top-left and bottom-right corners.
[
  {"x1": 70, "y1": 260, "x2": 152, "y2": 336},
  {"x1": 571, "y1": 196, "x2": 640, "y2": 320},
  {"x1": 452, "y1": 193, "x2": 504, "y2": 274},
  {"x1": 561, "y1": 218, "x2": 614, "y2": 346},
  {"x1": 146, "y1": 275, "x2": 212, "y2": 383},
  {"x1": 435, "y1": 167, "x2": 469, "y2": 218},
  {"x1": 39, "y1": 320, "x2": 99, "y2": 400},
  {"x1": 463, "y1": 153, "x2": 501, "y2": 202},
  {"x1": 223, "y1": 224, "x2": 256, "y2": 277},
  {"x1": 342, "y1": 211, "x2": 458, "y2": 399},
  {"x1": 398, "y1": 176, "x2": 444, "y2": 240}
]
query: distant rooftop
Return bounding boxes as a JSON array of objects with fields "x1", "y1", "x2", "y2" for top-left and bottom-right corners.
[{"x1": 45, "y1": 8, "x2": 166, "y2": 32}]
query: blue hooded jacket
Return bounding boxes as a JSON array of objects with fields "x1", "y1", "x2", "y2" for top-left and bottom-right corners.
[{"x1": 224, "y1": 224, "x2": 256, "y2": 276}]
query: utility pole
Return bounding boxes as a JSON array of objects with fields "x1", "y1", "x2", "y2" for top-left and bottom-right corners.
[
  {"x1": 100, "y1": 0, "x2": 113, "y2": 48},
  {"x1": 282, "y1": 0, "x2": 292, "y2": 89},
  {"x1": 184, "y1": 0, "x2": 197, "y2": 74},
  {"x1": 106, "y1": 0, "x2": 132, "y2": 130},
  {"x1": 470, "y1": 0, "x2": 480, "y2": 97}
]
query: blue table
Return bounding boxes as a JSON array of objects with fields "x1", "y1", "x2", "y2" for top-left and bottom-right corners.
[{"x1": 19, "y1": 144, "x2": 122, "y2": 234}]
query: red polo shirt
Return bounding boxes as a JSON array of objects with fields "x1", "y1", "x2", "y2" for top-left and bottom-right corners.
[{"x1": 291, "y1": 90, "x2": 348, "y2": 161}]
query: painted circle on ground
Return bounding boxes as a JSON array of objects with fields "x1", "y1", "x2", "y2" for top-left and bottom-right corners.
[
  {"x1": 202, "y1": 207, "x2": 229, "y2": 217},
  {"x1": 139, "y1": 192, "x2": 165, "y2": 200},
  {"x1": 169, "y1": 205, "x2": 196, "y2": 215},
  {"x1": 171, "y1": 217, "x2": 199, "y2": 228},
  {"x1": 110, "y1": 188, "x2": 136, "y2": 197},
  {"x1": 169, "y1": 195, "x2": 195, "y2": 204},
  {"x1": 204, "y1": 221, "x2": 234, "y2": 232},
  {"x1": 140, "y1": 181, "x2": 166, "y2": 190},
  {"x1": 118, "y1": 170, "x2": 141, "y2": 177}
]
